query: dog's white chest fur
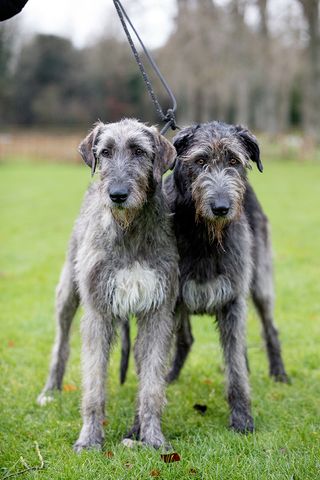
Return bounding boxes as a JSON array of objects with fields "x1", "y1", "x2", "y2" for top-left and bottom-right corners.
[
  {"x1": 111, "y1": 261, "x2": 165, "y2": 318},
  {"x1": 182, "y1": 275, "x2": 233, "y2": 313}
]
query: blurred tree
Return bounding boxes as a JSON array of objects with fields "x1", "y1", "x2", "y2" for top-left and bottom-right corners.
[
  {"x1": 254, "y1": 0, "x2": 276, "y2": 132},
  {"x1": 0, "y1": 21, "x2": 17, "y2": 125},
  {"x1": 10, "y1": 33, "x2": 149, "y2": 126},
  {"x1": 297, "y1": 0, "x2": 320, "y2": 141},
  {"x1": 229, "y1": 0, "x2": 251, "y2": 125},
  {"x1": 157, "y1": 0, "x2": 305, "y2": 134},
  {"x1": 81, "y1": 37, "x2": 147, "y2": 123},
  {"x1": 13, "y1": 34, "x2": 80, "y2": 124},
  {"x1": 1, "y1": 0, "x2": 316, "y2": 139}
]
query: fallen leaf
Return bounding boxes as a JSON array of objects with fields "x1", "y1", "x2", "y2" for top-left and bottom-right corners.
[
  {"x1": 63, "y1": 384, "x2": 77, "y2": 392},
  {"x1": 160, "y1": 452, "x2": 181, "y2": 463},
  {"x1": 150, "y1": 469, "x2": 160, "y2": 477},
  {"x1": 189, "y1": 468, "x2": 197, "y2": 474},
  {"x1": 8, "y1": 340, "x2": 15, "y2": 348},
  {"x1": 102, "y1": 419, "x2": 109, "y2": 426},
  {"x1": 105, "y1": 451, "x2": 113, "y2": 458},
  {"x1": 193, "y1": 404, "x2": 207, "y2": 415},
  {"x1": 203, "y1": 379, "x2": 213, "y2": 385}
]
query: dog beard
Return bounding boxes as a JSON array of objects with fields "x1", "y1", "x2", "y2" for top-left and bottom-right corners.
[
  {"x1": 196, "y1": 204, "x2": 243, "y2": 247},
  {"x1": 111, "y1": 207, "x2": 138, "y2": 230},
  {"x1": 206, "y1": 217, "x2": 228, "y2": 246}
]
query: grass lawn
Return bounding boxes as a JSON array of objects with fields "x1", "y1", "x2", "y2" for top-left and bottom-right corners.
[{"x1": 0, "y1": 159, "x2": 319, "y2": 479}]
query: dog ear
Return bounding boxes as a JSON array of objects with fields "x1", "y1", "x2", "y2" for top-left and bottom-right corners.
[
  {"x1": 173, "y1": 158, "x2": 188, "y2": 197},
  {"x1": 173, "y1": 125, "x2": 199, "y2": 156},
  {"x1": 235, "y1": 125, "x2": 263, "y2": 173},
  {"x1": 153, "y1": 132, "x2": 177, "y2": 183},
  {"x1": 78, "y1": 123, "x2": 102, "y2": 176}
]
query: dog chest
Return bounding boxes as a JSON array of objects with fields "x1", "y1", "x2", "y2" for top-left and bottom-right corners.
[
  {"x1": 182, "y1": 275, "x2": 233, "y2": 314},
  {"x1": 78, "y1": 248, "x2": 166, "y2": 317},
  {"x1": 110, "y1": 261, "x2": 165, "y2": 317},
  {"x1": 75, "y1": 206, "x2": 171, "y2": 317}
]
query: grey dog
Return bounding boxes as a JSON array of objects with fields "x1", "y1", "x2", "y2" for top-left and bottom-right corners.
[
  {"x1": 37, "y1": 119, "x2": 179, "y2": 451},
  {"x1": 165, "y1": 121, "x2": 288, "y2": 432},
  {"x1": 120, "y1": 121, "x2": 288, "y2": 432}
]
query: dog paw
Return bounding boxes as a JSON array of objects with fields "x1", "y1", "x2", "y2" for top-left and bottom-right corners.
[
  {"x1": 140, "y1": 432, "x2": 170, "y2": 450},
  {"x1": 37, "y1": 392, "x2": 54, "y2": 406},
  {"x1": 121, "y1": 438, "x2": 141, "y2": 449},
  {"x1": 142, "y1": 439, "x2": 172, "y2": 451},
  {"x1": 73, "y1": 425, "x2": 104, "y2": 453},
  {"x1": 122, "y1": 436, "x2": 172, "y2": 451},
  {"x1": 165, "y1": 369, "x2": 180, "y2": 384},
  {"x1": 73, "y1": 440, "x2": 102, "y2": 453},
  {"x1": 271, "y1": 371, "x2": 291, "y2": 384},
  {"x1": 230, "y1": 411, "x2": 254, "y2": 434}
]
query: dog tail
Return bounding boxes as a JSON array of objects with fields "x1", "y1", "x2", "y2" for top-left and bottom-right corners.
[{"x1": 120, "y1": 318, "x2": 131, "y2": 384}]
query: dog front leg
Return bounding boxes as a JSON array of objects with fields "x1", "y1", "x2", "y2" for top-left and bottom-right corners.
[
  {"x1": 74, "y1": 309, "x2": 114, "y2": 452},
  {"x1": 134, "y1": 308, "x2": 173, "y2": 449},
  {"x1": 216, "y1": 297, "x2": 254, "y2": 433}
]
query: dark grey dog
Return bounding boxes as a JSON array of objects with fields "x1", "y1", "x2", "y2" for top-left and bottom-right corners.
[
  {"x1": 37, "y1": 119, "x2": 179, "y2": 452},
  {"x1": 120, "y1": 121, "x2": 288, "y2": 432},
  {"x1": 165, "y1": 121, "x2": 288, "y2": 432}
]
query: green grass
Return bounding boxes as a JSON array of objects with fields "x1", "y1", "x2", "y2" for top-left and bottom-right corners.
[{"x1": 0, "y1": 159, "x2": 319, "y2": 480}]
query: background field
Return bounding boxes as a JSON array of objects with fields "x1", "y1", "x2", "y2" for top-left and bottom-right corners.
[{"x1": 0, "y1": 157, "x2": 319, "y2": 479}]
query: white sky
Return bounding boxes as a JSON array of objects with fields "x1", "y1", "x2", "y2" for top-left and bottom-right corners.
[
  {"x1": 20, "y1": 0, "x2": 177, "y2": 49},
  {"x1": 18, "y1": 0, "x2": 303, "y2": 49}
]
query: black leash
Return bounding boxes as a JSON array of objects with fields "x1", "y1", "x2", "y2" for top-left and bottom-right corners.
[{"x1": 112, "y1": 0, "x2": 179, "y2": 135}]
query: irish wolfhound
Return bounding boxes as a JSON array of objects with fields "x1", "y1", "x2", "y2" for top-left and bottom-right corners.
[
  {"x1": 37, "y1": 119, "x2": 179, "y2": 452},
  {"x1": 165, "y1": 121, "x2": 289, "y2": 432}
]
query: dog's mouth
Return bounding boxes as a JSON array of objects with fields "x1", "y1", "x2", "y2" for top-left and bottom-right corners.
[
  {"x1": 200, "y1": 211, "x2": 230, "y2": 228},
  {"x1": 109, "y1": 197, "x2": 129, "y2": 208},
  {"x1": 102, "y1": 182, "x2": 148, "y2": 228},
  {"x1": 195, "y1": 203, "x2": 233, "y2": 223},
  {"x1": 194, "y1": 205, "x2": 234, "y2": 245},
  {"x1": 111, "y1": 202, "x2": 126, "y2": 210},
  {"x1": 109, "y1": 196, "x2": 143, "y2": 212},
  {"x1": 108, "y1": 192, "x2": 134, "y2": 210}
]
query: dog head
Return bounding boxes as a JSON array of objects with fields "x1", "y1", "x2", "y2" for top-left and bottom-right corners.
[
  {"x1": 79, "y1": 119, "x2": 175, "y2": 228},
  {"x1": 173, "y1": 121, "x2": 262, "y2": 239}
]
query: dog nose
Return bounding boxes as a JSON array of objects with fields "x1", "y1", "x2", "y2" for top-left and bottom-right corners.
[
  {"x1": 109, "y1": 187, "x2": 129, "y2": 204},
  {"x1": 211, "y1": 201, "x2": 230, "y2": 217}
]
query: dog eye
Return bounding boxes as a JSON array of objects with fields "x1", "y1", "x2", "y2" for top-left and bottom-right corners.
[
  {"x1": 101, "y1": 149, "x2": 111, "y2": 157},
  {"x1": 135, "y1": 148, "x2": 145, "y2": 156},
  {"x1": 230, "y1": 158, "x2": 239, "y2": 166},
  {"x1": 196, "y1": 158, "x2": 206, "y2": 166}
]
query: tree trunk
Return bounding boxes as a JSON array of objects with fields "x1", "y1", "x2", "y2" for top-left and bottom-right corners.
[
  {"x1": 256, "y1": 0, "x2": 277, "y2": 133},
  {"x1": 298, "y1": 0, "x2": 320, "y2": 142}
]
